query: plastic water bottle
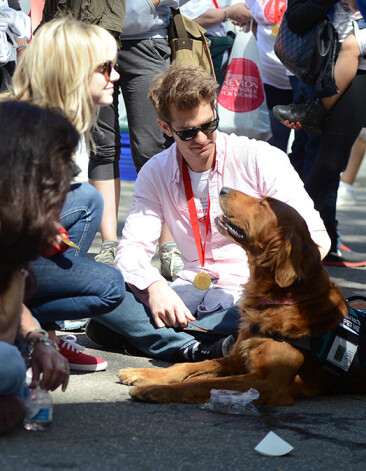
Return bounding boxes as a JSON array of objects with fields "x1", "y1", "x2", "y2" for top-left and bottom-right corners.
[
  {"x1": 23, "y1": 382, "x2": 53, "y2": 431},
  {"x1": 200, "y1": 388, "x2": 261, "y2": 415}
]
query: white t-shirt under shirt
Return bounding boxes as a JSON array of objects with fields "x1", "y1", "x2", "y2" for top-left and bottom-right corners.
[{"x1": 187, "y1": 167, "x2": 210, "y2": 230}]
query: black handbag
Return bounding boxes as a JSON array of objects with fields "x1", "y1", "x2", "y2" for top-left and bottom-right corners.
[{"x1": 274, "y1": 13, "x2": 338, "y2": 85}]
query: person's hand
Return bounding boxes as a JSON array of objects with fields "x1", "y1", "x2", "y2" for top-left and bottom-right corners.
[
  {"x1": 147, "y1": 280, "x2": 195, "y2": 328},
  {"x1": 226, "y1": 3, "x2": 254, "y2": 27},
  {"x1": 30, "y1": 342, "x2": 69, "y2": 392},
  {"x1": 345, "y1": 0, "x2": 358, "y2": 11},
  {"x1": 43, "y1": 224, "x2": 75, "y2": 258}
]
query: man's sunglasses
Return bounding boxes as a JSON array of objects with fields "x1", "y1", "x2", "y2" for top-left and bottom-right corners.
[
  {"x1": 168, "y1": 117, "x2": 220, "y2": 141},
  {"x1": 95, "y1": 60, "x2": 114, "y2": 80}
]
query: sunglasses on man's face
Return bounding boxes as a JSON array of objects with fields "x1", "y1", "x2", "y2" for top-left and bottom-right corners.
[
  {"x1": 95, "y1": 60, "x2": 114, "y2": 80},
  {"x1": 168, "y1": 117, "x2": 220, "y2": 141}
]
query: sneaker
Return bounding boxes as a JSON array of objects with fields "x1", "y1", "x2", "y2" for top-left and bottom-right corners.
[
  {"x1": 323, "y1": 244, "x2": 366, "y2": 267},
  {"x1": 337, "y1": 181, "x2": 356, "y2": 208},
  {"x1": 273, "y1": 98, "x2": 329, "y2": 135},
  {"x1": 0, "y1": 395, "x2": 25, "y2": 434},
  {"x1": 85, "y1": 320, "x2": 143, "y2": 356},
  {"x1": 160, "y1": 242, "x2": 184, "y2": 281},
  {"x1": 182, "y1": 335, "x2": 235, "y2": 362},
  {"x1": 95, "y1": 241, "x2": 118, "y2": 266},
  {"x1": 58, "y1": 334, "x2": 108, "y2": 371},
  {"x1": 56, "y1": 319, "x2": 88, "y2": 331}
]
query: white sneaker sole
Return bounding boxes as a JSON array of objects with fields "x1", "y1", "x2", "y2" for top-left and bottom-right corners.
[{"x1": 68, "y1": 361, "x2": 108, "y2": 372}]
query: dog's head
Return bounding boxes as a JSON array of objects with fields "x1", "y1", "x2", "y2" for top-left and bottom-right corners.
[{"x1": 215, "y1": 187, "x2": 321, "y2": 288}]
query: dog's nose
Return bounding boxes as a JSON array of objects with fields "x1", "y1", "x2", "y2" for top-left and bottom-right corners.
[{"x1": 220, "y1": 187, "x2": 231, "y2": 196}]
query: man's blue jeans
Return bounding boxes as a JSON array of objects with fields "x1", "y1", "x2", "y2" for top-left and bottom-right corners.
[
  {"x1": 27, "y1": 183, "x2": 125, "y2": 328},
  {"x1": 94, "y1": 288, "x2": 242, "y2": 362}
]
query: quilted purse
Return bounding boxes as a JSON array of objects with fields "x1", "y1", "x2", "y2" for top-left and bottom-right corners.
[{"x1": 274, "y1": 13, "x2": 338, "y2": 85}]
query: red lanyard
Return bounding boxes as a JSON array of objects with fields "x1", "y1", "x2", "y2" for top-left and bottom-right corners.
[
  {"x1": 182, "y1": 159, "x2": 211, "y2": 269},
  {"x1": 212, "y1": 0, "x2": 220, "y2": 9}
]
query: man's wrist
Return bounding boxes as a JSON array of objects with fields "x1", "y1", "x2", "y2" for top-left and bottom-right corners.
[{"x1": 222, "y1": 7, "x2": 229, "y2": 22}]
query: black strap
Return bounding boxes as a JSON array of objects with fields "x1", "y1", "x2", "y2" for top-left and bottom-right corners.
[{"x1": 183, "y1": 320, "x2": 228, "y2": 336}]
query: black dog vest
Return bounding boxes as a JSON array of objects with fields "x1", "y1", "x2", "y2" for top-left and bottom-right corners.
[{"x1": 251, "y1": 307, "x2": 366, "y2": 389}]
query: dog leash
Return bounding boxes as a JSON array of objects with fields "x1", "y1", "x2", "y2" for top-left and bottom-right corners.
[{"x1": 183, "y1": 320, "x2": 229, "y2": 336}]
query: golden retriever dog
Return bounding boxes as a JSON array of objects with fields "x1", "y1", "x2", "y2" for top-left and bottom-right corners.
[{"x1": 119, "y1": 188, "x2": 366, "y2": 406}]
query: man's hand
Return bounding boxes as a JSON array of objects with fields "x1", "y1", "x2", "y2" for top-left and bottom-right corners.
[
  {"x1": 147, "y1": 280, "x2": 195, "y2": 328},
  {"x1": 30, "y1": 342, "x2": 69, "y2": 392},
  {"x1": 226, "y1": 3, "x2": 254, "y2": 27}
]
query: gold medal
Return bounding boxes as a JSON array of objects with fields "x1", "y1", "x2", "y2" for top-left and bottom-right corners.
[
  {"x1": 272, "y1": 24, "x2": 279, "y2": 37},
  {"x1": 194, "y1": 272, "x2": 211, "y2": 290}
]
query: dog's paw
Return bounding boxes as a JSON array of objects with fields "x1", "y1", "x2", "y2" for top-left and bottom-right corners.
[
  {"x1": 118, "y1": 368, "x2": 149, "y2": 386},
  {"x1": 130, "y1": 385, "x2": 171, "y2": 403}
]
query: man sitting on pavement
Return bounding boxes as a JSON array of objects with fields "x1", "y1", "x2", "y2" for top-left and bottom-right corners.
[{"x1": 86, "y1": 65, "x2": 331, "y2": 363}]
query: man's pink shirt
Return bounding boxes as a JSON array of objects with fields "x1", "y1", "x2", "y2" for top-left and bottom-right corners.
[{"x1": 115, "y1": 131, "x2": 330, "y2": 292}]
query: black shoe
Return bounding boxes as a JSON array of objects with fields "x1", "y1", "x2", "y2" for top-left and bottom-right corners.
[
  {"x1": 86, "y1": 319, "x2": 126, "y2": 349},
  {"x1": 323, "y1": 244, "x2": 366, "y2": 267},
  {"x1": 273, "y1": 98, "x2": 329, "y2": 135},
  {"x1": 86, "y1": 319, "x2": 143, "y2": 356},
  {"x1": 183, "y1": 335, "x2": 236, "y2": 362}
]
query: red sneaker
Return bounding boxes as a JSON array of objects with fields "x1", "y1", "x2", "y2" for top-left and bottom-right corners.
[
  {"x1": 323, "y1": 244, "x2": 366, "y2": 267},
  {"x1": 59, "y1": 335, "x2": 108, "y2": 372}
]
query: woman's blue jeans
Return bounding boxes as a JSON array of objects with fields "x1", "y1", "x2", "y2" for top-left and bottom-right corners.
[
  {"x1": 0, "y1": 342, "x2": 27, "y2": 399},
  {"x1": 27, "y1": 183, "x2": 125, "y2": 328},
  {"x1": 94, "y1": 288, "x2": 242, "y2": 362}
]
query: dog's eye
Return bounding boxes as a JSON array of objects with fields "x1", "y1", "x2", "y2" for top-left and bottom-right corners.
[{"x1": 258, "y1": 200, "x2": 266, "y2": 207}]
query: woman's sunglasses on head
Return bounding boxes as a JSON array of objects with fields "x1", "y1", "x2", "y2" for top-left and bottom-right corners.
[{"x1": 168, "y1": 116, "x2": 220, "y2": 141}]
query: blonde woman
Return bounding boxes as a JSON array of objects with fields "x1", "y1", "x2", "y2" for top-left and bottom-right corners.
[
  {"x1": 1, "y1": 16, "x2": 126, "y2": 372},
  {"x1": 8, "y1": 15, "x2": 119, "y2": 151}
]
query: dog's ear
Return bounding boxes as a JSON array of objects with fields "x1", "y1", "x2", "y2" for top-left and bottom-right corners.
[{"x1": 274, "y1": 235, "x2": 299, "y2": 288}]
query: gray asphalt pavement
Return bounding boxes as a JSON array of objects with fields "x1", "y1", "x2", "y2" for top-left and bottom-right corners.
[{"x1": 1, "y1": 164, "x2": 366, "y2": 471}]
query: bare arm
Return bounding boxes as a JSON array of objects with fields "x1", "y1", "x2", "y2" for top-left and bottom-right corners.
[
  {"x1": 192, "y1": 4, "x2": 253, "y2": 29},
  {"x1": 0, "y1": 270, "x2": 26, "y2": 344}
]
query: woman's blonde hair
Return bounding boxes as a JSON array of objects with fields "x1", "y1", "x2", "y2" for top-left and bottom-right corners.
[{"x1": 4, "y1": 16, "x2": 117, "y2": 147}]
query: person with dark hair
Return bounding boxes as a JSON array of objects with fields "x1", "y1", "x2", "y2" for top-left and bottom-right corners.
[
  {"x1": 273, "y1": 0, "x2": 366, "y2": 266},
  {"x1": 0, "y1": 101, "x2": 77, "y2": 434},
  {"x1": 1, "y1": 17, "x2": 127, "y2": 371}
]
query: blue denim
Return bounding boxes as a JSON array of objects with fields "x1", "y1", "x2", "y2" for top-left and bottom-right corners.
[
  {"x1": 288, "y1": 77, "x2": 340, "y2": 252},
  {"x1": 59, "y1": 183, "x2": 104, "y2": 256},
  {"x1": 94, "y1": 288, "x2": 242, "y2": 362},
  {"x1": 27, "y1": 183, "x2": 126, "y2": 329},
  {"x1": 0, "y1": 342, "x2": 27, "y2": 399}
]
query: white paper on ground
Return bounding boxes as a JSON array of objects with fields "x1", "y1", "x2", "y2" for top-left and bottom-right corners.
[{"x1": 254, "y1": 431, "x2": 294, "y2": 456}]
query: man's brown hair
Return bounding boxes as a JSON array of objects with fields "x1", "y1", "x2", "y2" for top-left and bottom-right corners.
[{"x1": 148, "y1": 65, "x2": 219, "y2": 123}]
